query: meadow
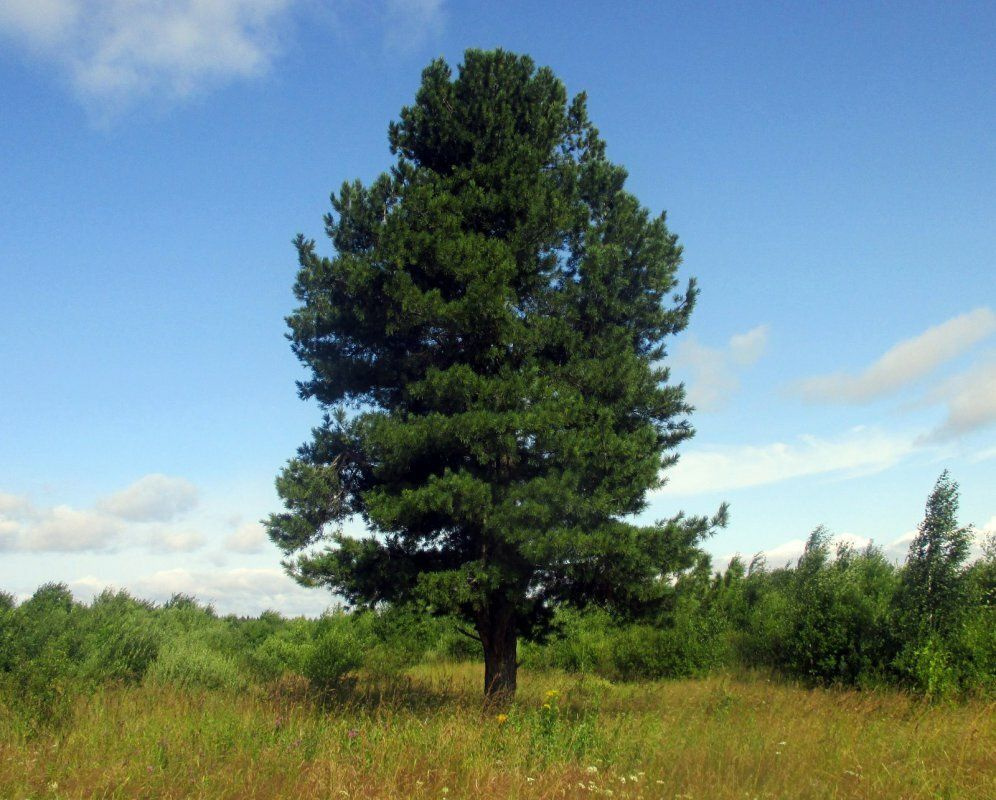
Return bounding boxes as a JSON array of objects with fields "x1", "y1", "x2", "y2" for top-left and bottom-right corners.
[{"x1": 2, "y1": 663, "x2": 993, "y2": 800}]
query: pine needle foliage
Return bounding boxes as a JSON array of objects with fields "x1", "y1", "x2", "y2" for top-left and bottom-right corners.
[{"x1": 265, "y1": 49, "x2": 724, "y2": 699}]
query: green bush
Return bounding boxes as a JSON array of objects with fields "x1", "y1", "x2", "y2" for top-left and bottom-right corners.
[
  {"x1": 147, "y1": 634, "x2": 248, "y2": 692},
  {"x1": 248, "y1": 621, "x2": 313, "y2": 682},
  {"x1": 78, "y1": 590, "x2": 161, "y2": 683},
  {"x1": 304, "y1": 626, "x2": 363, "y2": 691}
]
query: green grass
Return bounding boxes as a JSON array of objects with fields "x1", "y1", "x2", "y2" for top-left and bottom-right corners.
[{"x1": 1, "y1": 664, "x2": 992, "y2": 799}]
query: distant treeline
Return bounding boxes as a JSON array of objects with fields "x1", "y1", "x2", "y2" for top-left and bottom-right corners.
[{"x1": 1, "y1": 475, "x2": 993, "y2": 731}]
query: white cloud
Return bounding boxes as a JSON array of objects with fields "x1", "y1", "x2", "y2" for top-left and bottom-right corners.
[
  {"x1": 21, "y1": 505, "x2": 123, "y2": 552},
  {"x1": 98, "y1": 474, "x2": 198, "y2": 522},
  {"x1": 0, "y1": 1, "x2": 448, "y2": 116},
  {"x1": 0, "y1": 492, "x2": 31, "y2": 516},
  {"x1": 0, "y1": 519, "x2": 21, "y2": 551},
  {"x1": 0, "y1": 0, "x2": 297, "y2": 115},
  {"x1": 795, "y1": 308, "x2": 996, "y2": 404},
  {"x1": 920, "y1": 358, "x2": 996, "y2": 442},
  {"x1": 673, "y1": 324, "x2": 769, "y2": 412},
  {"x1": 225, "y1": 521, "x2": 268, "y2": 553},
  {"x1": 71, "y1": 567, "x2": 328, "y2": 616},
  {"x1": 0, "y1": 475, "x2": 203, "y2": 552},
  {"x1": 658, "y1": 427, "x2": 915, "y2": 495},
  {"x1": 146, "y1": 527, "x2": 206, "y2": 553}
]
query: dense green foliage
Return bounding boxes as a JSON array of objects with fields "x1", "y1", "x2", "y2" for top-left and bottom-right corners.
[{"x1": 266, "y1": 48, "x2": 722, "y2": 697}]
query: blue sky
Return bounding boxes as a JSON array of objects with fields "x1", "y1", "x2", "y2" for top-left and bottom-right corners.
[{"x1": 1, "y1": 1, "x2": 993, "y2": 615}]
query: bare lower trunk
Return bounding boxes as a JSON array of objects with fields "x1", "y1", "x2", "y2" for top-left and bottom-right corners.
[{"x1": 480, "y1": 618, "x2": 517, "y2": 704}]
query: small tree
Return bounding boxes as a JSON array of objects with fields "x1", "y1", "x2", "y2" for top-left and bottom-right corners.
[
  {"x1": 266, "y1": 49, "x2": 723, "y2": 701},
  {"x1": 896, "y1": 471, "x2": 973, "y2": 641}
]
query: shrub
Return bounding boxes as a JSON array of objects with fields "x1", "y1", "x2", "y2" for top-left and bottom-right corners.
[
  {"x1": 78, "y1": 590, "x2": 161, "y2": 684},
  {"x1": 147, "y1": 634, "x2": 247, "y2": 692},
  {"x1": 248, "y1": 625, "x2": 313, "y2": 682},
  {"x1": 304, "y1": 627, "x2": 363, "y2": 691}
]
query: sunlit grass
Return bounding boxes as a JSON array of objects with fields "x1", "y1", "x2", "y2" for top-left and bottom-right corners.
[{"x1": 1, "y1": 664, "x2": 992, "y2": 799}]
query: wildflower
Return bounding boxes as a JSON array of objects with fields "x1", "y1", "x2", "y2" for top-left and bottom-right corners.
[
  {"x1": 542, "y1": 702, "x2": 551, "y2": 710},
  {"x1": 347, "y1": 728, "x2": 359, "y2": 739},
  {"x1": 545, "y1": 689, "x2": 559, "y2": 699},
  {"x1": 586, "y1": 765, "x2": 599, "y2": 774},
  {"x1": 496, "y1": 713, "x2": 508, "y2": 724}
]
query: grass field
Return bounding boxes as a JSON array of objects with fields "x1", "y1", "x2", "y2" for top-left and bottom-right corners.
[{"x1": 1, "y1": 664, "x2": 992, "y2": 800}]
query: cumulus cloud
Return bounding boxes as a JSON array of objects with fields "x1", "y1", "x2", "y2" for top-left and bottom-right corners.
[
  {"x1": 658, "y1": 427, "x2": 915, "y2": 496},
  {"x1": 0, "y1": 0, "x2": 296, "y2": 115},
  {"x1": 919, "y1": 357, "x2": 996, "y2": 442},
  {"x1": 146, "y1": 527, "x2": 206, "y2": 554},
  {"x1": 795, "y1": 308, "x2": 996, "y2": 404},
  {"x1": 225, "y1": 521, "x2": 268, "y2": 553},
  {"x1": 0, "y1": 474, "x2": 202, "y2": 552},
  {"x1": 71, "y1": 567, "x2": 328, "y2": 616},
  {"x1": 21, "y1": 505, "x2": 123, "y2": 552},
  {"x1": 98, "y1": 474, "x2": 199, "y2": 522},
  {"x1": 672, "y1": 324, "x2": 769, "y2": 412}
]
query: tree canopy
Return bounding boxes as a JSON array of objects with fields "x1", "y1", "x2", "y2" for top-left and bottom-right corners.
[{"x1": 266, "y1": 49, "x2": 724, "y2": 699}]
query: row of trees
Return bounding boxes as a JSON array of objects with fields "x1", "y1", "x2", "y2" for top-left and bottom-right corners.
[{"x1": 528, "y1": 472, "x2": 994, "y2": 695}]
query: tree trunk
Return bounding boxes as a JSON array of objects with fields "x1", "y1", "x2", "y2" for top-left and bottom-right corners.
[{"x1": 480, "y1": 617, "x2": 517, "y2": 704}]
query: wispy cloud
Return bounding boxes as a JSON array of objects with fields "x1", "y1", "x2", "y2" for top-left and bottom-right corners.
[
  {"x1": 919, "y1": 357, "x2": 996, "y2": 442},
  {"x1": 657, "y1": 427, "x2": 915, "y2": 495},
  {"x1": 794, "y1": 308, "x2": 996, "y2": 404},
  {"x1": 383, "y1": 0, "x2": 444, "y2": 54},
  {"x1": 0, "y1": 1, "x2": 448, "y2": 118},
  {"x1": 672, "y1": 324, "x2": 769, "y2": 412}
]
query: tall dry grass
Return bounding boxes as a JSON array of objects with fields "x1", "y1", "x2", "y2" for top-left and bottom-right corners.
[{"x1": 1, "y1": 664, "x2": 992, "y2": 799}]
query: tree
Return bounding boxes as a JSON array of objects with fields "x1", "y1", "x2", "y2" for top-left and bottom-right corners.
[
  {"x1": 895, "y1": 471, "x2": 973, "y2": 641},
  {"x1": 266, "y1": 49, "x2": 724, "y2": 701}
]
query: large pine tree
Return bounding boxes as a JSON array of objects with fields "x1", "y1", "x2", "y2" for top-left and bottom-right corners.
[{"x1": 267, "y1": 49, "x2": 724, "y2": 700}]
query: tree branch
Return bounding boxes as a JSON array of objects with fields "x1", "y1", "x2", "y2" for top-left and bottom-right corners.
[{"x1": 457, "y1": 626, "x2": 483, "y2": 643}]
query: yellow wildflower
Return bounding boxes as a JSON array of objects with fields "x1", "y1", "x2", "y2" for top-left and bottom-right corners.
[{"x1": 496, "y1": 713, "x2": 508, "y2": 724}]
